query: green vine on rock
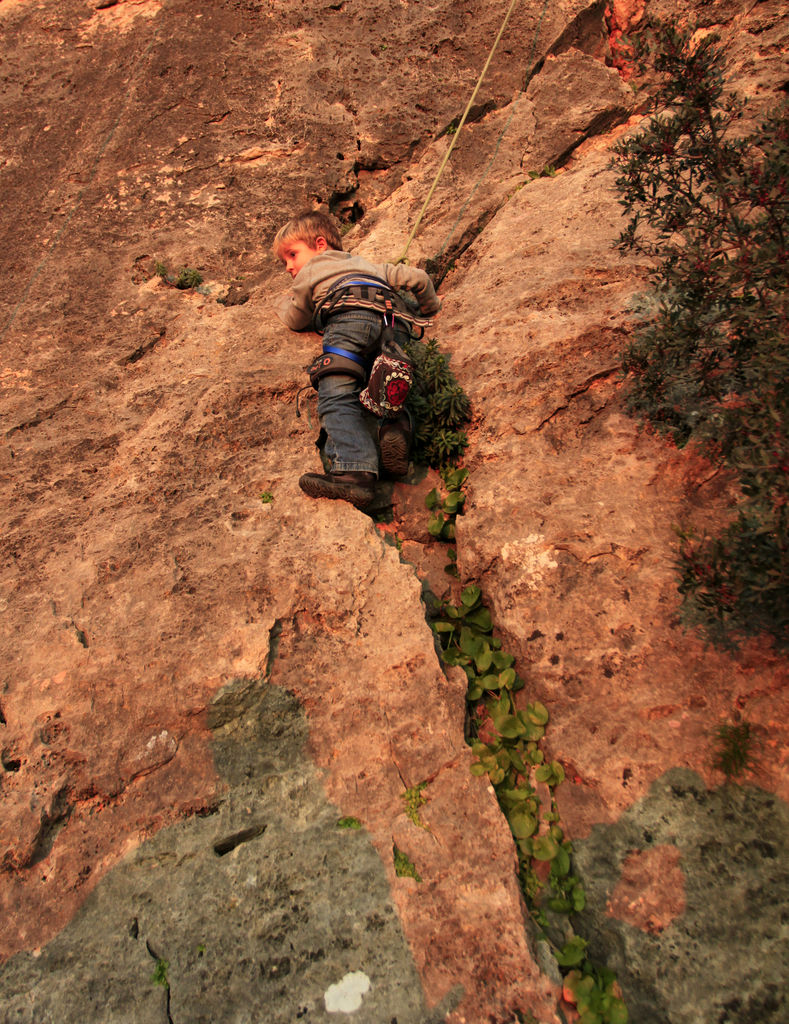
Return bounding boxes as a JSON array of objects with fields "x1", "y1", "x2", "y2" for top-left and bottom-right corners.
[
  {"x1": 427, "y1": 574, "x2": 626, "y2": 1023},
  {"x1": 409, "y1": 333, "x2": 624, "y2": 1018}
]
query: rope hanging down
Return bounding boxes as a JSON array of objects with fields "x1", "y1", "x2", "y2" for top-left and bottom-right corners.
[
  {"x1": 397, "y1": 0, "x2": 523, "y2": 264},
  {"x1": 437, "y1": 0, "x2": 550, "y2": 259}
]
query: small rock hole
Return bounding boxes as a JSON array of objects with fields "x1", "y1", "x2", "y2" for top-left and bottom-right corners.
[{"x1": 213, "y1": 823, "x2": 266, "y2": 856}]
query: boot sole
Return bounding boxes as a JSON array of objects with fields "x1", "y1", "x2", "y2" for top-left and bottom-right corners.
[
  {"x1": 299, "y1": 474, "x2": 375, "y2": 510},
  {"x1": 380, "y1": 430, "x2": 410, "y2": 478}
]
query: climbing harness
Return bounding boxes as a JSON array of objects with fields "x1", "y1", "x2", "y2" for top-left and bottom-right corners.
[
  {"x1": 307, "y1": 346, "x2": 369, "y2": 388},
  {"x1": 312, "y1": 274, "x2": 432, "y2": 338},
  {"x1": 295, "y1": 345, "x2": 369, "y2": 419},
  {"x1": 296, "y1": 274, "x2": 422, "y2": 419}
]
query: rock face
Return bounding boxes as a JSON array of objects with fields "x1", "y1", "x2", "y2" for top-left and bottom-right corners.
[
  {"x1": 1, "y1": 684, "x2": 434, "y2": 1024},
  {"x1": 1, "y1": 1, "x2": 787, "y2": 1023},
  {"x1": 574, "y1": 770, "x2": 789, "y2": 1024}
]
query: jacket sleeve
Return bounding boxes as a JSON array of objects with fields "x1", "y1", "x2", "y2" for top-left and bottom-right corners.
[
  {"x1": 276, "y1": 292, "x2": 313, "y2": 331},
  {"x1": 275, "y1": 270, "x2": 317, "y2": 331},
  {"x1": 383, "y1": 263, "x2": 441, "y2": 315}
]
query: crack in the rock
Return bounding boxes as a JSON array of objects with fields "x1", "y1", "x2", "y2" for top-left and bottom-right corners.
[
  {"x1": 70, "y1": 619, "x2": 89, "y2": 648},
  {"x1": 120, "y1": 327, "x2": 166, "y2": 366},
  {"x1": 436, "y1": 100, "x2": 497, "y2": 140},
  {"x1": 27, "y1": 783, "x2": 74, "y2": 868},
  {"x1": 145, "y1": 940, "x2": 175, "y2": 1024},
  {"x1": 5, "y1": 397, "x2": 71, "y2": 438},
  {"x1": 425, "y1": 205, "x2": 503, "y2": 287},
  {"x1": 264, "y1": 618, "x2": 284, "y2": 683},
  {"x1": 539, "y1": 105, "x2": 634, "y2": 174},
  {"x1": 526, "y1": 0, "x2": 609, "y2": 89},
  {"x1": 553, "y1": 541, "x2": 617, "y2": 564},
  {"x1": 535, "y1": 365, "x2": 620, "y2": 430}
]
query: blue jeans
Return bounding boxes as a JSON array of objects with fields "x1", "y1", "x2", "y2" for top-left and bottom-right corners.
[{"x1": 318, "y1": 310, "x2": 409, "y2": 476}]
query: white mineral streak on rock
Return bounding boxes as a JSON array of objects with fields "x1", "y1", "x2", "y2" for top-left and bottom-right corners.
[{"x1": 324, "y1": 971, "x2": 371, "y2": 1013}]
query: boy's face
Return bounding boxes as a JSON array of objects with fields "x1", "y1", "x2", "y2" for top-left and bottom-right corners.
[{"x1": 278, "y1": 236, "x2": 327, "y2": 278}]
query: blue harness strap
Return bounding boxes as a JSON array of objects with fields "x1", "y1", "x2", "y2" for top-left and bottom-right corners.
[{"x1": 322, "y1": 343, "x2": 369, "y2": 367}]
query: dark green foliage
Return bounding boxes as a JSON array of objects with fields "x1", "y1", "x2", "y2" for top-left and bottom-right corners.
[
  {"x1": 155, "y1": 261, "x2": 204, "y2": 290},
  {"x1": 174, "y1": 266, "x2": 203, "y2": 290},
  {"x1": 712, "y1": 719, "x2": 756, "y2": 780},
  {"x1": 612, "y1": 22, "x2": 788, "y2": 648},
  {"x1": 393, "y1": 845, "x2": 421, "y2": 881},
  {"x1": 405, "y1": 336, "x2": 471, "y2": 467}
]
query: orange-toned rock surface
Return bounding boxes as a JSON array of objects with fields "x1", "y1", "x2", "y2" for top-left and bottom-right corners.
[
  {"x1": 606, "y1": 844, "x2": 685, "y2": 934},
  {"x1": 1, "y1": 0, "x2": 787, "y2": 1022}
]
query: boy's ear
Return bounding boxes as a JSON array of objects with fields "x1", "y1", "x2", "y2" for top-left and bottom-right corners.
[{"x1": 314, "y1": 236, "x2": 328, "y2": 253}]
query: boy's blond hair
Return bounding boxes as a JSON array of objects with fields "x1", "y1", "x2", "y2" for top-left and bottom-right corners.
[{"x1": 273, "y1": 211, "x2": 343, "y2": 255}]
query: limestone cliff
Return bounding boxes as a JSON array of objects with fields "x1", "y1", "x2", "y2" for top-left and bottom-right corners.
[{"x1": 0, "y1": 1, "x2": 786, "y2": 1022}]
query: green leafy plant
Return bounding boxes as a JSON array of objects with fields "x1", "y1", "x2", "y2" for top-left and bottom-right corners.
[
  {"x1": 151, "y1": 958, "x2": 169, "y2": 987},
  {"x1": 260, "y1": 490, "x2": 274, "y2": 504},
  {"x1": 712, "y1": 719, "x2": 756, "y2": 781},
  {"x1": 337, "y1": 816, "x2": 362, "y2": 829},
  {"x1": 155, "y1": 261, "x2": 204, "y2": 290},
  {"x1": 563, "y1": 965, "x2": 628, "y2": 1024},
  {"x1": 405, "y1": 337, "x2": 471, "y2": 468},
  {"x1": 426, "y1": 567, "x2": 624, "y2": 1018},
  {"x1": 425, "y1": 466, "x2": 469, "y2": 553},
  {"x1": 393, "y1": 846, "x2": 422, "y2": 881},
  {"x1": 612, "y1": 22, "x2": 788, "y2": 648},
  {"x1": 402, "y1": 782, "x2": 428, "y2": 828}
]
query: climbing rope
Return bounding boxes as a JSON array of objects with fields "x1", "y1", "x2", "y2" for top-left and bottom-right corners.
[
  {"x1": 397, "y1": 0, "x2": 552, "y2": 266},
  {"x1": 397, "y1": 0, "x2": 523, "y2": 264},
  {"x1": 436, "y1": 0, "x2": 550, "y2": 259}
]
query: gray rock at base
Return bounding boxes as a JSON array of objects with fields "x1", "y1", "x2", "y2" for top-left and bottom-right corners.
[
  {"x1": 0, "y1": 682, "x2": 443, "y2": 1024},
  {"x1": 573, "y1": 769, "x2": 789, "y2": 1024}
]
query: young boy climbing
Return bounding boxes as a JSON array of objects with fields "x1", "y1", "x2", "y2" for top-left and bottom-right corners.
[{"x1": 274, "y1": 210, "x2": 441, "y2": 510}]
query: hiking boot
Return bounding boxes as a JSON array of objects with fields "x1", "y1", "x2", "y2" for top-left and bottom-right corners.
[
  {"x1": 379, "y1": 412, "x2": 412, "y2": 478},
  {"x1": 299, "y1": 471, "x2": 376, "y2": 510}
]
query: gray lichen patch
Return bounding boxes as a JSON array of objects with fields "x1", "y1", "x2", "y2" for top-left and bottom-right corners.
[
  {"x1": 0, "y1": 683, "x2": 433, "y2": 1024},
  {"x1": 573, "y1": 769, "x2": 789, "y2": 1024}
]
